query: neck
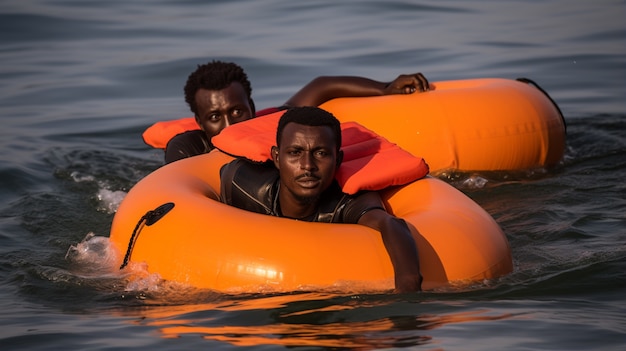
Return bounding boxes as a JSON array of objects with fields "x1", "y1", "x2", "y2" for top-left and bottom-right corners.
[{"x1": 276, "y1": 185, "x2": 319, "y2": 220}]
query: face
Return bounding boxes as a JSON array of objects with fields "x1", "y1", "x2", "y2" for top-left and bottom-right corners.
[
  {"x1": 272, "y1": 123, "x2": 342, "y2": 212},
  {"x1": 194, "y1": 82, "x2": 253, "y2": 139}
]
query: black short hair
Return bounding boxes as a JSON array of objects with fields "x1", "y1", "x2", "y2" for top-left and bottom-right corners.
[
  {"x1": 276, "y1": 106, "x2": 342, "y2": 152},
  {"x1": 183, "y1": 60, "x2": 254, "y2": 116}
]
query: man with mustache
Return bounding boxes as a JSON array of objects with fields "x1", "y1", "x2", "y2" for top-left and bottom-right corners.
[{"x1": 219, "y1": 106, "x2": 422, "y2": 292}]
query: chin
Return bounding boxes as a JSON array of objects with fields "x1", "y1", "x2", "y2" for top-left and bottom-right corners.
[{"x1": 294, "y1": 193, "x2": 321, "y2": 205}]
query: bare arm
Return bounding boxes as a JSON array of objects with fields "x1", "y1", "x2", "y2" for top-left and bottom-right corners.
[
  {"x1": 284, "y1": 73, "x2": 430, "y2": 107},
  {"x1": 358, "y1": 208, "x2": 422, "y2": 292}
]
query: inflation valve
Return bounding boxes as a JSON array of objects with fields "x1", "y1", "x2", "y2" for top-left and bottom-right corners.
[{"x1": 119, "y1": 202, "x2": 175, "y2": 270}]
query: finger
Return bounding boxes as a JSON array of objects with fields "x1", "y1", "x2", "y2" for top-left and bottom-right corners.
[{"x1": 416, "y1": 73, "x2": 429, "y2": 92}]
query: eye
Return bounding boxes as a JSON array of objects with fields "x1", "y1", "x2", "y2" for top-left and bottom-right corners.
[
  {"x1": 288, "y1": 149, "x2": 301, "y2": 156},
  {"x1": 285, "y1": 147, "x2": 304, "y2": 157},
  {"x1": 229, "y1": 108, "x2": 251, "y2": 123},
  {"x1": 208, "y1": 113, "x2": 221, "y2": 122},
  {"x1": 314, "y1": 150, "x2": 329, "y2": 158}
]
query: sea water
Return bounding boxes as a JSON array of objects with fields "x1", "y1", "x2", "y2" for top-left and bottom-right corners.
[{"x1": 0, "y1": 1, "x2": 624, "y2": 350}]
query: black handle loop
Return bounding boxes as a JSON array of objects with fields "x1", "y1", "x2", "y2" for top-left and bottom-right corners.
[{"x1": 119, "y1": 202, "x2": 175, "y2": 270}]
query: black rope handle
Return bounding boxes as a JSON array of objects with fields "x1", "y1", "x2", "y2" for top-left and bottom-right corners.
[
  {"x1": 119, "y1": 202, "x2": 175, "y2": 270},
  {"x1": 516, "y1": 77, "x2": 567, "y2": 133}
]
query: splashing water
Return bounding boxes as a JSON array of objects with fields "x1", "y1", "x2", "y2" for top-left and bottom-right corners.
[
  {"x1": 95, "y1": 188, "x2": 127, "y2": 214},
  {"x1": 65, "y1": 232, "x2": 163, "y2": 292},
  {"x1": 65, "y1": 232, "x2": 120, "y2": 275},
  {"x1": 69, "y1": 171, "x2": 127, "y2": 214}
]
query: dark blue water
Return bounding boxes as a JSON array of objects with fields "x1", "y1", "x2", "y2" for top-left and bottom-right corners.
[{"x1": 1, "y1": 1, "x2": 624, "y2": 350}]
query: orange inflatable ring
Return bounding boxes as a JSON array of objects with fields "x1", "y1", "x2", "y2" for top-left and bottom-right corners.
[
  {"x1": 143, "y1": 78, "x2": 566, "y2": 173},
  {"x1": 109, "y1": 150, "x2": 513, "y2": 293}
]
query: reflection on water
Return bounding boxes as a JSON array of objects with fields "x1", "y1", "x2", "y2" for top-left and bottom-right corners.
[{"x1": 115, "y1": 292, "x2": 513, "y2": 349}]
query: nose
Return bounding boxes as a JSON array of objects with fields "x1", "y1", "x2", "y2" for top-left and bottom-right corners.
[
  {"x1": 300, "y1": 152, "x2": 316, "y2": 171},
  {"x1": 223, "y1": 116, "x2": 232, "y2": 128}
]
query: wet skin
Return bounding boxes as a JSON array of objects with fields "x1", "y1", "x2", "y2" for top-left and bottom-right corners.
[
  {"x1": 271, "y1": 123, "x2": 343, "y2": 220},
  {"x1": 194, "y1": 82, "x2": 253, "y2": 139}
]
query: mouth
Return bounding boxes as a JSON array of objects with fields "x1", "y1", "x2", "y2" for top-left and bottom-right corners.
[{"x1": 296, "y1": 174, "x2": 321, "y2": 188}]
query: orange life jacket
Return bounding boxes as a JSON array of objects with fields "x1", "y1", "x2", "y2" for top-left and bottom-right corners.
[{"x1": 212, "y1": 111, "x2": 429, "y2": 194}]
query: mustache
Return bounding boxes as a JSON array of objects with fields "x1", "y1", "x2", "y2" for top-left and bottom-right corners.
[{"x1": 296, "y1": 172, "x2": 320, "y2": 181}]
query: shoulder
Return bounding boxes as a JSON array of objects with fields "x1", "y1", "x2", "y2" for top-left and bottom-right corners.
[
  {"x1": 315, "y1": 184, "x2": 384, "y2": 223},
  {"x1": 164, "y1": 130, "x2": 211, "y2": 163},
  {"x1": 221, "y1": 158, "x2": 276, "y2": 178},
  {"x1": 167, "y1": 129, "x2": 209, "y2": 147},
  {"x1": 220, "y1": 158, "x2": 278, "y2": 215},
  {"x1": 221, "y1": 159, "x2": 278, "y2": 193},
  {"x1": 340, "y1": 191, "x2": 386, "y2": 224}
]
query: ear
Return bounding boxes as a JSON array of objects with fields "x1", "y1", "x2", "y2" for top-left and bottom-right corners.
[
  {"x1": 271, "y1": 146, "x2": 280, "y2": 168},
  {"x1": 336, "y1": 150, "x2": 344, "y2": 169},
  {"x1": 194, "y1": 115, "x2": 204, "y2": 131}
]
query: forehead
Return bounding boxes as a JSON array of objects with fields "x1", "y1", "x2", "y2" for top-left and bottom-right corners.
[
  {"x1": 195, "y1": 82, "x2": 249, "y2": 107},
  {"x1": 280, "y1": 123, "x2": 337, "y2": 148}
]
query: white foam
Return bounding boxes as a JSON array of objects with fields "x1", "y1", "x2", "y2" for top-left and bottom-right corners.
[
  {"x1": 69, "y1": 171, "x2": 127, "y2": 214},
  {"x1": 96, "y1": 188, "x2": 126, "y2": 214},
  {"x1": 70, "y1": 171, "x2": 95, "y2": 183},
  {"x1": 66, "y1": 232, "x2": 164, "y2": 291},
  {"x1": 461, "y1": 175, "x2": 488, "y2": 189},
  {"x1": 65, "y1": 232, "x2": 120, "y2": 276}
]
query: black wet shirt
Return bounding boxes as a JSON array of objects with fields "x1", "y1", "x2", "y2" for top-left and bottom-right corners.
[
  {"x1": 219, "y1": 158, "x2": 385, "y2": 223},
  {"x1": 164, "y1": 130, "x2": 211, "y2": 164}
]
